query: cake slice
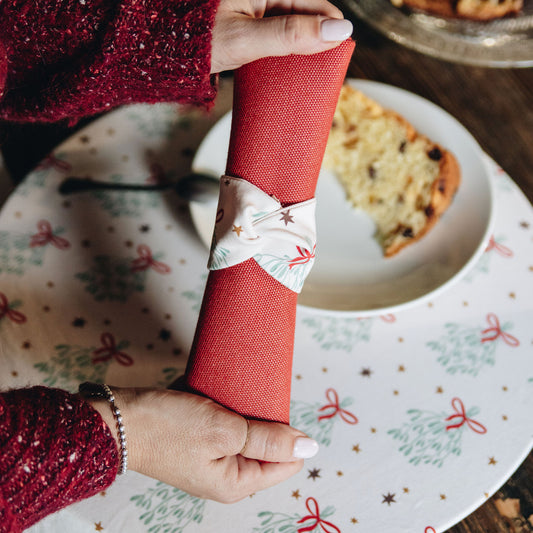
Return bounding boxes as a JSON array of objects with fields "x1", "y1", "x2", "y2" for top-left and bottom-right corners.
[
  {"x1": 323, "y1": 85, "x2": 461, "y2": 257},
  {"x1": 390, "y1": 0, "x2": 523, "y2": 21}
]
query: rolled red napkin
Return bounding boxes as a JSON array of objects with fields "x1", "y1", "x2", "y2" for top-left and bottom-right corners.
[{"x1": 184, "y1": 40, "x2": 355, "y2": 424}]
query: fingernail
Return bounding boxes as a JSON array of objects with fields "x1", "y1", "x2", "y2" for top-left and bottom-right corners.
[
  {"x1": 293, "y1": 437, "x2": 319, "y2": 459},
  {"x1": 321, "y1": 18, "x2": 353, "y2": 42}
]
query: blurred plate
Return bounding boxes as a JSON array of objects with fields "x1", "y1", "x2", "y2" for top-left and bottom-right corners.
[
  {"x1": 190, "y1": 79, "x2": 494, "y2": 316},
  {"x1": 340, "y1": 0, "x2": 533, "y2": 67}
]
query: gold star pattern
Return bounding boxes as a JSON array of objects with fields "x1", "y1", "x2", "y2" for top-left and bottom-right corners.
[
  {"x1": 393, "y1": 390, "x2": 399, "y2": 396},
  {"x1": 463, "y1": 301, "x2": 469, "y2": 306},
  {"x1": 322, "y1": 367, "x2": 328, "y2": 373},
  {"x1": 79, "y1": 135, "x2": 90, "y2": 143},
  {"x1": 370, "y1": 427, "x2": 377, "y2": 434},
  {"x1": 382, "y1": 493, "x2": 396, "y2": 505},
  {"x1": 291, "y1": 490, "x2": 301, "y2": 500},
  {"x1": 502, "y1": 415, "x2": 508, "y2": 421},
  {"x1": 520, "y1": 221, "x2": 530, "y2": 229},
  {"x1": 337, "y1": 471, "x2": 344, "y2": 477},
  {"x1": 352, "y1": 444, "x2": 361, "y2": 453},
  {"x1": 351, "y1": 518, "x2": 359, "y2": 524},
  {"x1": 232, "y1": 225, "x2": 243, "y2": 237},
  {"x1": 403, "y1": 488, "x2": 409, "y2": 494},
  {"x1": 94, "y1": 523, "x2": 104, "y2": 532},
  {"x1": 307, "y1": 468, "x2": 321, "y2": 480},
  {"x1": 436, "y1": 386, "x2": 444, "y2": 394},
  {"x1": 398, "y1": 365, "x2": 405, "y2": 372},
  {"x1": 440, "y1": 494, "x2": 446, "y2": 500},
  {"x1": 295, "y1": 374, "x2": 302, "y2": 380},
  {"x1": 502, "y1": 386, "x2": 508, "y2": 391},
  {"x1": 280, "y1": 210, "x2": 294, "y2": 226},
  {"x1": 360, "y1": 368, "x2": 372, "y2": 377},
  {"x1": 509, "y1": 292, "x2": 516, "y2": 299},
  {"x1": 398, "y1": 337, "x2": 404, "y2": 343},
  {"x1": 489, "y1": 457, "x2": 497, "y2": 465}
]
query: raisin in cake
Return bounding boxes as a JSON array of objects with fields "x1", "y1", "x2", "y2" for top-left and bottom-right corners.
[
  {"x1": 323, "y1": 85, "x2": 460, "y2": 257},
  {"x1": 390, "y1": 0, "x2": 523, "y2": 20}
]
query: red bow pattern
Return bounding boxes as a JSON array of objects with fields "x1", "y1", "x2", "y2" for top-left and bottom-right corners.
[
  {"x1": 318, "y1": 388, "x2": 358, "y2": 424},
  {"x1": 425, "y1": 528, "x2": 436, "y2": 533},
  {"x1": 297, "y1": 498, "x2": 340, "y2": 533},
  {"x1": 131, "y1": 245, "x2": 171, "y2": 274},
  {"x1": 481, "y1": 313, "x2": 519, "y2": 347},
  {"x1": 445, "y1": 397, "x2": 487, "y2": 434},
  {"x1": 288, "y1": 245, "x2": 316, "y2": 270},
  {"x1": 92, "y1": 333, "x2": 134, "y2": 366},
  {"x1": 30, "y1": 220, "x2": 70, "y2": 249},
  {"x1": 0, "y1": 293, "x2": 27, "y2": 324},
  {"x1": 36, "y1": 153, "x2": 72, "y2": 173},
  {"x1": 485, "y1": 235, "x2": 513, "y2": 257}
]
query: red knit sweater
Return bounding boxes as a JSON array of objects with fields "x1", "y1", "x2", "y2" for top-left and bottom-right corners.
[{"x1": 0, "y1": 1, "x2": 219, "y2": 531}]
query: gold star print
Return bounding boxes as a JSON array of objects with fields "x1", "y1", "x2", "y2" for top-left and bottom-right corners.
[
  {"x1": 509, "y1": 292, "x2": 516, "y2": 299},
  {"x1": 99, "y1": 491, "x2": 106, "y2": 496},
  {"x1": 370, "y1": 428, "x2": 377, "y2": 434},
  {"x1": 292, "y1": 490, "x2": 301, "y2": 500},
  {"x1": 520, "y1": 221, "x2": 530, "y2": 229},
  {"x1": 322, "y1": 367, "x2": 328, "y2": 373},
  {"x1": 382, "y1": 493, "x2": 396, "y2": 506},
  {"x1": 351, "y1": 518, "x2": 358, "y2": 524},
  {"x1": 337, "y1": 471, "x2": 344, "y2": 477},
  {"x1": 352, "y1": 444, "x2": 361, "y2": 453},
  {"x1": 398, "y1": 337, "x2": 404, "y2": 343},
  {"x1": 280, "y1": 210, "x2": 294, "y2": 226},
  {"x1": 502, "y1": 415, "x2": 508, "y2": 421},
  {"x1": 79, "y1": 135, "x2": 90, "y2": 143},
  {"x1": 440, "y1": 494, "x2": 446, "y2": 500},
  {"x1": 502, "y1": 386, "x2": 508, "y2": 391},
  {"x1": 436, "y1": 386, "x2": 444, "y2": 394},
  {"x1": 489, "y1": 457, "x2": 497, "y2": 465},
  {"x1": 295, "y1": 374, "x2": 302, "y2": 380},
  {"x1": 232, "y1": 225, "x2": 243, "y2": 237},
  {"x1": 403, "y1": 488, "x2": 409, "y2": 494},
  {"x1": 308, "y1": 468, "x2": 321, "y2": 480},
  {"x1": 95, "y1": 523, "x2": 104, "y2": 532},
  {"x1": 398, "y1": 365, "x2": 405, "y2": 372},
  {"x1": 393, "y1": 390, "x2": 399, "y2": 396}
]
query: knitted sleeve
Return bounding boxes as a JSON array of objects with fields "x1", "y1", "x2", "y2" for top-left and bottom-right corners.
[
  {"x1": 0, "y1": 387, "x2": 119, "y2": 533},
  {"x1": 0, "y1": 0, "x2": 220, "y2": 123}
]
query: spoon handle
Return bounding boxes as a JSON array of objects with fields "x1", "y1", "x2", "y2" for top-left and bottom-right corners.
[{"x1": 59, "y1": 177, "x2": 171, "y2": 194}]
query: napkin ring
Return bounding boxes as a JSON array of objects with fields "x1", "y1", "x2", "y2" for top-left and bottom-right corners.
[
  {"x1": 208, "y1": 176, "x2": 316, "y2": 293},
  {"x1": 79, "y1": 382, "x2": 128, "y2": 475}
]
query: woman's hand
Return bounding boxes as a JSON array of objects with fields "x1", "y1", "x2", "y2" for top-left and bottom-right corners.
[
  {"x1": 89, "y1": 387, "x2": 319, "y2": 503},
  {"x1": 210, "y1": 0, "x2": 354, "y2": 73}
]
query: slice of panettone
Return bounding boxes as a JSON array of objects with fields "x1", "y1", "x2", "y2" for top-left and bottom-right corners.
[{"x1": 323, "y1": 85, "x2": 461, "y2": 257}]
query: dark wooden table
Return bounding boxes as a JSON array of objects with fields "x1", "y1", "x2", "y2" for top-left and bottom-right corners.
[{"x1": 1, "y1": 13, "x2": 532, "y2": 533}]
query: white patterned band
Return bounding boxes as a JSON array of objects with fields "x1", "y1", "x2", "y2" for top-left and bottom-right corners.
[{"x1": 208, "y1": 176, "x2": 316, "y2": 293}]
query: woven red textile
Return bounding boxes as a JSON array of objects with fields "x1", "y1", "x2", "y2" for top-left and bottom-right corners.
[{"x1": 185, "y1": 40, "x2": 355, "y2": 424}]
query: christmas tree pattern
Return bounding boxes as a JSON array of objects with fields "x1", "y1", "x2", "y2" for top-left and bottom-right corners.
[
  {"x1": 181, "y1": 273, "x2": 208, "y2": 313},
  {"x1": 131, "y1": 481, "x2": 206, "y2": 533},
  {"x1": 0, "y1": 292, "x2": 27, "y2": 329},
  {"x1": 34, "y1": 333, "x2": 133, "y2": 392},
  {"x1": 388, "y1": 397, "x2": 487, "y2": 468},
  {"x1": 14, "y1": 152, "x2": 71, "y2": 197},
  {"x1": 463, "y1": 234, "x2": 513, "y2": 282},
  {"x1": 126, "y1": 103, "x2": 192, "y2": 139},
  {"x1": 427, "y1": 313, "x2": 520, "y2": 376},
  {"x1": 254, "y1": 497, "x2": 339, "y2": 533},
  {"x1": 88, "y1": 173, "x2": 164, "y2": 218},
  {"x1": 301, "y1": 316, "x2": 373, "y2": 352},
  {"x1": 75, "y1": 244, "x2": 170, "y2": 302},
  {"x1": 290, "y1": 388, "x2": 358, "y2": 446}
]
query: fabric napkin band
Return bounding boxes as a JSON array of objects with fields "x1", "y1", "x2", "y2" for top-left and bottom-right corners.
[{"x1": 207, "y1": 176, "x2": 316, "y2": 293}]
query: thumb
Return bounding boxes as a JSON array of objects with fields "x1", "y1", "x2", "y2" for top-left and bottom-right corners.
[
  {"x1": 249, "y1": 15, "x2": 353, "y2": 58},
  {"x1": 241, "y1": 419, "x2": 320, "y2": 462}
]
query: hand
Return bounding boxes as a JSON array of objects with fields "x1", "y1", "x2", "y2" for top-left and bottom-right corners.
[
  {"x1": 88, "y1": 387, "x2": 319, "y2": 502},
  {"x1": 210, "y1": 0, "x2": 354, "y2": 73}
]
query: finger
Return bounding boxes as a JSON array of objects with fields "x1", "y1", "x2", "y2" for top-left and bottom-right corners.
[
  {"x1": 211, "y1": 455, "x2": 304, "y2": 503},
  {"x1": 241, "y1": 419, "x2": 319, "y2": 462},
  {"x1": 247, "y1": 14, "x2": 353, "y2": 59},
  {"x1": 259, "y1": 0, "x2": 344, "y2": 18}
]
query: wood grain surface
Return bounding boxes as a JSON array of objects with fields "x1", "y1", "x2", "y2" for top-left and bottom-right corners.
[{"x1": 0, "y1": 13, "x2": 531, "y2": 532}]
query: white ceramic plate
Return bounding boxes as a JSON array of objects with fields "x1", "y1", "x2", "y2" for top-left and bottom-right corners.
[
  {"x1": 341, "y1": 0, "x2": 533, "y2": 68},
  {"x1": 190, "y1": 79, "x2": 495, "y2": 316}
]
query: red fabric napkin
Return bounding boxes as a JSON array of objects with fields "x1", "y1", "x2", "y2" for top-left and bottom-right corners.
[{"x1": 184, "y1": 40, "x2": 355, "y2": 424}]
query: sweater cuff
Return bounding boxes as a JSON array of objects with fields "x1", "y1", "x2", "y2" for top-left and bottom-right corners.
[{"x1": 0, "y1": 387, "x2": 118, "y2": 532}]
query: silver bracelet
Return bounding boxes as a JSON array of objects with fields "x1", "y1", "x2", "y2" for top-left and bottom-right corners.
[{"x1": 79, "y1": 382, "x2": 128, "y2": 475}]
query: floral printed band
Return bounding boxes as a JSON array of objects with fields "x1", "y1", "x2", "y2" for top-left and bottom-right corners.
[{"x1": 208, "y1": 176, "x2": 316, "y2": 293}]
